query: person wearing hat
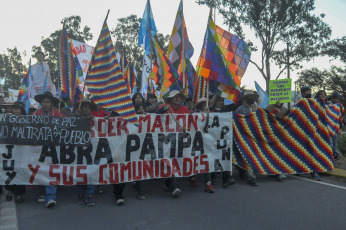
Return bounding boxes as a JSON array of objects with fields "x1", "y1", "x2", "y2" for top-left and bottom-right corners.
[
  {"x1": 4, "y1": 101, "x2": 27, "y2": 203},
  {"x1": 156, "y1": 90, "x2": 190, "y2": 115},
  {"x1": 30, "y1": 50, "x2": 56, "y2": 99},
  {"x1": 235, "y1": 90, "x2": 259, "y2": 186},
  {"x1": 32, "y1": 91, "x2": 63, "y2": 208},
  {"x1": 2, "y1": 101, "x2": 14, "y2": 114},
  {"x1": 156, "y1": 90, "x2": 190, "y2": 198}
]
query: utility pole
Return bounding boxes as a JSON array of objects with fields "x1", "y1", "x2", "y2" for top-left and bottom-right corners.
[{"x1": 287, "y1": 42, "x2": 291, "y2": 110}]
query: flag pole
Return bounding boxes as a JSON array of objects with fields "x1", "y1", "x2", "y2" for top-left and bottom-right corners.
[
  {"x1": 79, "y1": 9, "x2": 110, "y2": 110},
  {"x1": 204, "y1": 6, "x2": 214, "y2": 133},
  {"x1": 181, "y1": 0, "x2": 186, "y2": 95}
]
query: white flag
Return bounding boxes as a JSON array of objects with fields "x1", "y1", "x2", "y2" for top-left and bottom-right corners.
[{"x1": 140, "y1": 54, "x2": 151, "y2": 97}]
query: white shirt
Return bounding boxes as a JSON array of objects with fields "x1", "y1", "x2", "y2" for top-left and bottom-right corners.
[{"x1": 30, "y1": 61, "x2": 56, "y2": 98}]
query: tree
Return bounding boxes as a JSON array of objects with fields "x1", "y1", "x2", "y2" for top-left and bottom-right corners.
[
  {"x1": 295, "y1": 67, "x2": 327, "y2": 92},
  {"x1": 0, "y1": 47, "x2": 27, "y2": 92},
  {"x1": 196, "y1": 0, "x2": 332, "y2": 92},
  {"x1": 110, "y1": 14, "x2": 170, "y2": 87},
  {"x1": 32, "y1": 15, "x2": 93, "y2": 86},
  {"x1": 322, "y1": 36, "x2": 346, "y2": 63}
]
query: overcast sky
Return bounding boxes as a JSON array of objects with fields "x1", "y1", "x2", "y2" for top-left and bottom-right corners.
[{"x1": 0, "y1": 0, "x2": 345, "y2": 90}]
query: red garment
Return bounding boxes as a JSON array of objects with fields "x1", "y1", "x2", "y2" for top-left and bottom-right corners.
[
  {"x1": 158, "y1": 103, "x2": 190, "y2": 114},
  {"x1": 92, "y1": 109, "x2": 110, "y2": 118},
  {"x1": 32, "y1": 108, "x2": 63, "y2": 117}
]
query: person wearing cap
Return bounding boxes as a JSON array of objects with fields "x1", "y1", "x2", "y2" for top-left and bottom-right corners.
[
  {"x1": 73, "y1": 99, "x2": 97, "y2": 206},
  {"x1": 300, "y1": 86, "x2": 312, "y2": 99},
  {"x1": 327, "y1": 92, "x2": 343, "y2": 161},
  {"x1": 4, "y1": 101, "x2": 27, "y2": 203},
  {"x1": 156, "y1": 90, "x2": 190, "y2": 197},
  {"x1": 30, "y1": 50, "x2": 56, "y2": 99},
  {"x1": 328, "y1": 92, "x2": 342, "y2": 105},
  {"x1": 33, "y1": 91, "x2": 62, "y2": 208},
  {"x1": 235, "y1": 90, "x2": 259, "y2": 186}
]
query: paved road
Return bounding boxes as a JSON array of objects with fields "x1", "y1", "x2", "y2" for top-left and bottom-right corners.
[{"x1": 2, "y1": 172, "x2": 346, "y2": 230}]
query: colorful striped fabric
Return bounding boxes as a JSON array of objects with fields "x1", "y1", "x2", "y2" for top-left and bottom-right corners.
[
  {"x1": 233, "y1": 98, "x2": 341, "y2": 175},
  {"x1": 58, "y1": 25, "x2": 77, "y2": 102},
  {"x1": 85, "y1": 18, "x2": 138, "y2": 126},
  {"x1": 194, "y1": 75, "x2": 207, "y2": 104},
  {"x1": 167, "y1": 0, "x2": 194, "y2": 89},
  {"x1": 17, "y1": 59, "x2": 32, "y2": 114},
  {"x1": 326, "y1": 102, "x2": 345, "y2": 136},
  {"x1": 151, "y1": 38, "x2": 180, "y2": 98},
  {"x1": 122, "y1": 61, "x2": 137, "y2": 94}
]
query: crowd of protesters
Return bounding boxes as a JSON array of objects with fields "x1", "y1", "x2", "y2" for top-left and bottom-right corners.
[{"x1": 0, "y1": 85, "x2": 344, "y2": 208}]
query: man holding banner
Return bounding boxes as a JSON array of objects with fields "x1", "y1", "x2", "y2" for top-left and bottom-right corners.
[
  {"x1": 33, "y1": 91, "x2": 62, "y2": 208},
  {"x1": 156, "y1": 90, "x2": 189, "y2": 197}
]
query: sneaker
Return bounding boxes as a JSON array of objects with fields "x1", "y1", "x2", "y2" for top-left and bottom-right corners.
[
  {"x1": 171, "y1": 188, "x2": 181, "y2": 198},
  {"x1": 276, "y1": 174, "x2": 286, "y2": 182},
  {"x1": 311, "y1": 172, "x2": 321, "y2": 181},
  {"x1": 6, "y1": 191, "x2": 13, "y2": 201},
  {"x1": 204, "y1": 182, "x2": 215, "y2": 193},
  {"x1": 222, "y1": 178, "x2": 236, "y2": 188},
  {"x1": 45, "y1": 199, "x2": 56, "y2": 208},
  {"x1": 14, "y1": 195, "x2": 24, "y2": 203},
  {"x1": 37, "y1": 195, "x2": 45, "y2": 202},
  {"x1": 189, "y1": 177, "x2": 198, "y2": 187},
  {"x1": 116, "y1": 198, "x2": 124, "y2": 206},
  {"x1": 248, "y1": 179, "x2": 259, "y2": 186},
  {"x1": 77, "y1": 194, "x2": 85, "y2": 205},
  {"x1": 85, "y1": 195, "x2": 95, "y2": 206},
  {"x1": 136, "y1": 194, "x2": 147, "y2": 200}
]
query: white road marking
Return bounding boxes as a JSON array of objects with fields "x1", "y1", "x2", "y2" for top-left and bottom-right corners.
[
  {"x1": 0, "y1": 195, "x2": 18, "y2": 230},
  {"x1": 289, "y1": 175, "x2": 346, "y2": 190}
]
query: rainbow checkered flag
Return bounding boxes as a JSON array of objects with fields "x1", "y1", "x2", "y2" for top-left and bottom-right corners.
[
  {"x1": 197, "y1": 16, "x2": 251, "y2": 103},
  {"x1": 167, "y1": 0, "x2": 194, "y2": 89},
  {"x1": 85, "y1": 13, "x2": 138, "y2": 126},
  {"x1": 151, "y1": 38, "x2": 180, "y2": 98},
  {"x1": 18, "y1": 59, "x2": 32, "y2": 114},
  {"x1": 58, "y1": 24, "x2": 78, "y2": 102}
]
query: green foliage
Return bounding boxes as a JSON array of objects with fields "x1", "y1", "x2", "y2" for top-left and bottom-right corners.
[
  {"x1": 337, "y1": 132, "x2": 346, "y2": 156},
  {"x1": 31, "y1": 15, "x2": 93, "y2": 86},
  {"x1": 196, "y1": 0, "x2": 332, "y2": 92},
  {"x1": 322, "y1": 36, "x2": 346, "y2": 63},
  {"x1": 0, "y1": 47, "x2": 27, "y2": 92},
  {"x1": 111, "y1": 14, "x2": 170, "y2": 89}
]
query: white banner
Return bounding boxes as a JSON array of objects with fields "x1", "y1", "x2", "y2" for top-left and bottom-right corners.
[
  {"x1": 140, "y1": 54, "x2": 151, "y2": 97},
  {"x1": 71, "y1": 39, "x2": 94, "y2": 80},
  {"x1": 0, "y1": 113, "x2": 232, "y2": 185},
  {"x1": 8, "y1": 88, "x2": 19, "y2": 102}
]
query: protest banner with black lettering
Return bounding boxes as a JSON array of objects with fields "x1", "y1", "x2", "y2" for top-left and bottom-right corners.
[
  {"x1": 0, "y1": 115, "x2": 91, "y2": 146},
  {"x1": 0, "y1": 113, "x2": 232, "y2": 185}
]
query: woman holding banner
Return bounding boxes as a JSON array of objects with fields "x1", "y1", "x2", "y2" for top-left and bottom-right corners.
[{"x1": 4, "y1": 101, "x2": 27, "y2": 203}]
